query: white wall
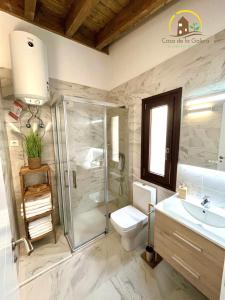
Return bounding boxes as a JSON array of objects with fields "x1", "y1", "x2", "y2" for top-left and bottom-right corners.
[
  {"x1": 109, "y1": 0, "x2": 225, "y2": 89},
  {"x1": 0, "y1": 11, "x2": 111, "y2": 91},
  {"x1": 1, "y1": 0, "x2": 225, "y2": 91}
]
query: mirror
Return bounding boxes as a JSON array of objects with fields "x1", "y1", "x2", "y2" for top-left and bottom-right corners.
[{"x1": 179, "y1": 93, "x2": 225, "y2": 171}]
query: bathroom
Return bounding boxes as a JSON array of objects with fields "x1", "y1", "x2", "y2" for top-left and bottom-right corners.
[{"x1": 1, "y1": 0, "x2": 225, "y2": 299}]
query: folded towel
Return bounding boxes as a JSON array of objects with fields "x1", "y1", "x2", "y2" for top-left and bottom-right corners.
[
  {"x1": 29, "y1": 224, "x2": 52, "y2": 235},
  {"x1": 25, "y1": 194, "x2": 51, "y2": 208},
  {"x1": 21, "y1": 204, "x2": 52, "y2": 214},
  {"x1": 21, "y1": 205, "x2": 52, "y2": 218},
  {"x1": 28, "y1": 215, "x2": 53, "y2": 238},
  {"x1": 29, "y1": 226, "x2": 53, "y2": 239},
  {"x1": 23, "y1": 203, "x2": 51, "y2": 213},
  {"x1": 29, "y1": 221, "x2": 52, "y2": 232},
  {"x1": 30, "y1": 229, "x2": 52, "y2": 239},
  {"x1": 27, "y1": 192, "x2": 51, "y2": 201},
  {"x1": 28, "y1": 216, "x2": 52, "y2": 229}
]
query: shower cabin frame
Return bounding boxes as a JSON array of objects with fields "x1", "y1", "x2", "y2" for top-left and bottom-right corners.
[{"x1": 52, "y1": 95, "x2": 124, "y2": 251}]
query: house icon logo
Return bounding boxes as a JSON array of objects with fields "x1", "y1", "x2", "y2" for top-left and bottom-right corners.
[
  {"x1": 177, "y1": 16, "x2": 189, "y2": 36},
  {"x1": 162, "y1": 9, "x2": 207, "y2": 46},
  {"x1": 169, "y1": 9, "x2": 203, "y2": 38}
]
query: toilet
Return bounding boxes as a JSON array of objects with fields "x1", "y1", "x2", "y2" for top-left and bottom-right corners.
[{"x1": 110, "y1": 181, "x2": 156, "y2": 251}]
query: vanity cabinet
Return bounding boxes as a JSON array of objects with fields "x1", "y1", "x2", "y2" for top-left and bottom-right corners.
[{"x1": 154, "y1": 211, "x2": 225, "y2": 300}]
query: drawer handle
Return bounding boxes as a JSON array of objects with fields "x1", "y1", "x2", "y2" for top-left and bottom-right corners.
[
  {"x1": 173, "y1": 232, "x2": 202, "y2": 253},
  {"x1": 172, "y1": 255, "x2": 200, "y2": 280}
]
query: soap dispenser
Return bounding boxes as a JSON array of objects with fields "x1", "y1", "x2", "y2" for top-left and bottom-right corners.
[{"x1": 177, "y1": 183, "x2": 187, "y2": 199}]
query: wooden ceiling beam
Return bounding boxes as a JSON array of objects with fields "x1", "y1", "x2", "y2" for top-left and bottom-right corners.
[
  {"x1": 96, "y1": 0, "x2": 174, "y2": 50},
  {"x1": 65, "y1": 0, "x2": 100, "y2": 37},
  {"x1": 24, "y1": 0, "x2": 37, "y2": 21}
]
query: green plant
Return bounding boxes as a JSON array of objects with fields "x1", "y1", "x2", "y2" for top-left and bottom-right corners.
[
  {"x1": 9, "y1": 121, "x2": 52, "y2": 159},
  {"x1": 189, "y1": 22, "x2": 200, "y2": 32},
  {"x1": 24, "y1": 132, "x2": 42, "y2": 158}
]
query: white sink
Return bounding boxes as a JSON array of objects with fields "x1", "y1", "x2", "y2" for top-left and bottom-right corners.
[
  {"x1": 155, "y1": 195, "x2": 225, "y2": 250},
  {"x1": 183, "y1": 198, "x2": 225, "y2": 228}
]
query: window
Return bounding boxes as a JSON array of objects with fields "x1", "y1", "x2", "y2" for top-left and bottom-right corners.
[
  {"x1": 141, "y1": 88, "x2": 182, "y2": 191},
  {"x1": 111, "y1": 116, "x2": 119, "y2": 162},
  {"x1": 149, "y1": 105, "x2": 168, "y2": 176}
]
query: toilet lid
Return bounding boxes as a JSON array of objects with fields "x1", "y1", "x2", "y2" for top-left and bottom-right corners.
[{"x1": 110, "y1": 205, "x2": 147, "y2": 231}]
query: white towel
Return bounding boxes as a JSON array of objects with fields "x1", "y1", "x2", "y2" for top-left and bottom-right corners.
[
  {"x1": 28, "y1": 215, "x2": 53, "y2": 239},
  {"x1": 28, "y1": 192, "x2": 51, "y2": 200},
  {"x1": 21, "y1": 192, "x2": 52, "y2": 219},
  {"x1": 29, "y1": 219, "x2": 52, "y2": 229},
  {"x1": 28, "y1": 216, "x2": 52, "y2": 229},
  {"x1": 29, "y1": 224, "x2": 52, "y2": 235},
  {"x1": 21, "y1": 205, "x2": 52, "y2": 218},
  {"x1": 23, "y1": 203, "x2": 51, "y2": 213},
  {"x1": 29, "y1": 222, "x2": 52, "y2": 232},
  {"x1": 29, "y1": 226, "x2": 53, "y2": 238},
  {"x1": 25, "y1": 194, "x2": 51, "y2": 208}
]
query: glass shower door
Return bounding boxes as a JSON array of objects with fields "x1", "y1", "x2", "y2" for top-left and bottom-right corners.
[
  {"x1": 57, "y1": 99, "x2": 108, "y2": 249},
  {"x1": 54, "y1": 101, "x2": 74, "y2": 247}
]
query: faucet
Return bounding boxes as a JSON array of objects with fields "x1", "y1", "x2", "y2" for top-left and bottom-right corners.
[{"x1": 201, "y1": 195, "x2": 210, "y2": 207}]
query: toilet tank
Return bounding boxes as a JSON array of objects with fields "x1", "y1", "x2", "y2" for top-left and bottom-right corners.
[{"x1": 133, "y1": 182, "x2": 156, "y2": 214}]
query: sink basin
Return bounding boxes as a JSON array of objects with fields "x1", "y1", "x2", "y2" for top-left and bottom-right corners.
[
  {"x1": 183, "y1": 198, "x2": 225, "y2": 228},
  {"x1": 155, "y1": 195, "x2": 225, "y2": 250}
]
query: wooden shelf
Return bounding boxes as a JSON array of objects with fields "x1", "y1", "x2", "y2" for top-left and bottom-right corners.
[
  {"x1": 20, "y1": 164, "x2": 50, "y2": 175},
  {"x1": 24, "y1": 186, "x2": 51, "y2": 200},
  {"x1": 20, "y1": 163, "x2": 56, "y2": 245},
  {"x1": 25, "y1": 209, "x2": 54, "y2": 222}
]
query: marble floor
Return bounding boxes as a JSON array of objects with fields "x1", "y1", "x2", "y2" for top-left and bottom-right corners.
[
  {"x1": 19, "y1": 226, "x2": 71, "y2": 283},
  {"x1": 19, "y1": 231, "x2": 207, "y2": 300}
]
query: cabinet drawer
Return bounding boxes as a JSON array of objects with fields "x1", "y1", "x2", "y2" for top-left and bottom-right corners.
[
  {"x1": 155, "y1": 211, "x2": 224, "y2": 267},
  {"x1": 154, "y1": 211, "x2": 225, "y2": 300}
]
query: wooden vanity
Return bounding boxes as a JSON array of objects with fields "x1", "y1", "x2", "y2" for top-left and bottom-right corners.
[{"x1": 154, "y1": 210, "x2": 225, "y2": 300}]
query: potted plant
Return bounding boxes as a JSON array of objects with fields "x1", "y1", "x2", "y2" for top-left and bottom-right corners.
[
  {"x1": 9, "y1": 122, "x2": 51, "y2": 170},
  {"x1": 25, "y1": 131, "x2": 42, "y2": 169}
]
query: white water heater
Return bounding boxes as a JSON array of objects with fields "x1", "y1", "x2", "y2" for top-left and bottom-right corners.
[{"x1": 10, "y1": 31, "x2": 49, "y2": 105}]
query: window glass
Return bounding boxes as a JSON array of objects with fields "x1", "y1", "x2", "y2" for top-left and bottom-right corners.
[
  {"x1": 141, "y1": 88, "x2": 182, "y2": 191},
  {"x1": 111, "y1": 116, "x2": 119, "y2": 162},
  {"x1": 149, "y1": 105, "x2": 168, "y2": 176}
]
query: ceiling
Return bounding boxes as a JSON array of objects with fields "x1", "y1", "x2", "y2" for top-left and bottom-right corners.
[{"x1": 0, "y1": 0, "x2": 175, "y2": 53}]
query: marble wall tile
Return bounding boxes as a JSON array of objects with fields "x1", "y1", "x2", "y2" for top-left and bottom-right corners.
[
  {"x1": 180, "y1": 103, "x2": 223, "y2": 169},
  {"x1": 177, "y1": 163, "x2": 225, "y2": 208},
  {"x1": 49, "y1": 78, "x2": 108, "y2": 103},
  {"x1": 0, "y1": 84, "x2": 18, "y2": 239},
  {"x1": 109, "y1": 28, "x2": 225, "y2": 205},
  {"x1": 107, "y1": 107, "x2": 129, "y2": 208},
  {"x1": 3, "y1": 27, "x2": 225, "y2": 239},
  {"x1": 0, "y1": 71, "x2": 110, "y2": 237},
  {"x1": 3, "y1": 101, "x2": 58, "y2": 236}
]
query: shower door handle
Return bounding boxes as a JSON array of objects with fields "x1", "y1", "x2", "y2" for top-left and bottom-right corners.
[{"x1": 72, "y1": 170, "x2": 77, "y2": 188}]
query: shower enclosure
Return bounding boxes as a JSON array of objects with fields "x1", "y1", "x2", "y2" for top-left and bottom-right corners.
[{"x1": 52, "y1": 96, "x2": 129, "y2": 250}]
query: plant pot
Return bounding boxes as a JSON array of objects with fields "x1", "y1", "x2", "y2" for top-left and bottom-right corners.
[{"x1": 28, "y1": 157, "x2": 41, "y2": 169}]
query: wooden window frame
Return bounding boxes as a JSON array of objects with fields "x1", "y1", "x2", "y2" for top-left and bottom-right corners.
[{"x1": 141, "y1": 88, "x2": 182, "y2": 191}]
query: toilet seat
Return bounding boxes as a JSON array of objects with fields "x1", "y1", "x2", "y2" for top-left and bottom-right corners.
[{"x1": 110, "y1": 205, "x2": 147, "y2": 232}]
